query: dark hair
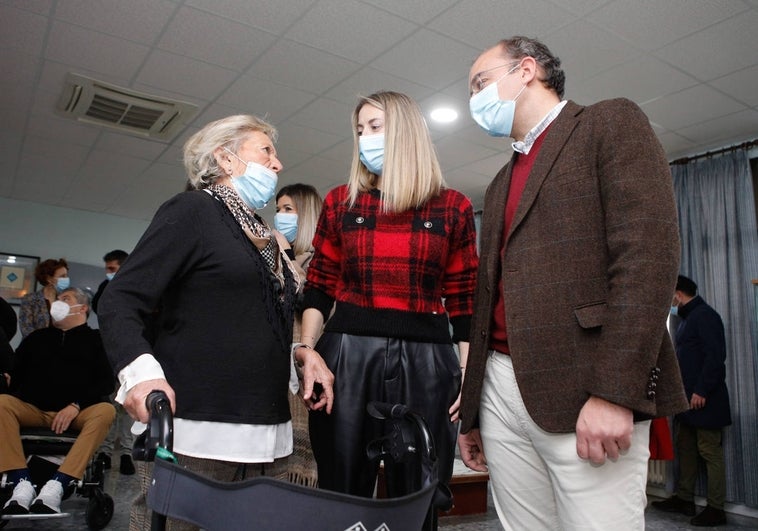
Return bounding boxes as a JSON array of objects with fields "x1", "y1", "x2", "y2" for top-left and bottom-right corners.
[
  {"x1": 0, "y1": 296, "x2": 17, "y2": 340},
  {"x1": 496, "y1": 36, "x2": 565, "y2": 98},
  {"x1": 34, "y1": 258, "x2": 68, "y2": 286},
  {"x1": 103, "y1": 250, "x2": 129, "y2": 264},
  {"x1": 676, "y1": 275, "x2": 698, "y2": 297}
]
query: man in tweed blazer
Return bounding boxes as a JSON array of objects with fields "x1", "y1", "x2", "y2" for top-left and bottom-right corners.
[{"x1": 458, "y1": 36, "x2": 687, "y2": 530}]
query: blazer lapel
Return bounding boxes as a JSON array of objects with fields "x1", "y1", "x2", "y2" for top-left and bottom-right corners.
[
  {"x1": 507, "y1": 101, "x2": 584, "y2": 242},
  {"x1": 482, "y1": 161, "x2": 512, "y2": 281}
]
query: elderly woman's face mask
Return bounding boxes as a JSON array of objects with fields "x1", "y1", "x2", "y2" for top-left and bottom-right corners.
[{"x1": 224, "y1": 148, "x2": 278, "y2": 210}]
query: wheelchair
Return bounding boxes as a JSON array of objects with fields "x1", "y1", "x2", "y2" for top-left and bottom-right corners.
[
  {"x1": 134, "y1": 391, "x2": 451, "y2": 530},
  {"x1": 0, "y1": 427, "x2": 114, "y2": 530}
]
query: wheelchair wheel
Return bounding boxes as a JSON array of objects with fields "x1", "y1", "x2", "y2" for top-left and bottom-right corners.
[{"x1": 85, "y1": 492, "x2": 114, "y2": 530}]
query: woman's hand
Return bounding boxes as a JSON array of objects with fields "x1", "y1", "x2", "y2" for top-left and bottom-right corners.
[
  {"x1": 124, "y1": 378, "x2": 176, "y2": 423},
  {"x1": 295, "y1": 346, "x2": 334, "y2": 414}
]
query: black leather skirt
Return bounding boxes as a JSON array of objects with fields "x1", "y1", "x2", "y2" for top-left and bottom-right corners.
[{"x1": 308, "y1": 332, "x2": 461, "y2": 498}]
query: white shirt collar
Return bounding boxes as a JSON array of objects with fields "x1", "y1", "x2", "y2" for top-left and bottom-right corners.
[{"x1": 512, "y1": 100, "x2": 567, "y2": 155}]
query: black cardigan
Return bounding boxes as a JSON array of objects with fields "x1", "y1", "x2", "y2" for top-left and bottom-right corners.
[{"x1": 98, "y1": 190, "x2": 290, "y2": 425}]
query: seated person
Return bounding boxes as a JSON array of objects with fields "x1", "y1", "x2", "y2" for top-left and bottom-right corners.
[
  {"x1": 0, "y1": 287, "x2": 115, "y2": 515},
  {"x1": 0, "y1": 296, "x2": 16, "y2": 391}
]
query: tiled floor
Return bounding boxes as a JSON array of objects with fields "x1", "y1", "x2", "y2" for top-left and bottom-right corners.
[{"x1": 3, "y1": 469, "x2": 757, "y2": 530}]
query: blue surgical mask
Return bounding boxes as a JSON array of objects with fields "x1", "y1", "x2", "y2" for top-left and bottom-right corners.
[
  {"x1": 106, "y1": 272, "x2": 116, "y2": 281},
  {"x1": 359, "y1": 134, "x2": 385, "y2": 175},
  {"x1": 670, "y1": 305, "x2": 678, "y2": 317},
  {"x1": 55, "y1": 277, "x2": 70, "y2": 292},
  {"x1": 225, "y1": 148, "x2": 278, "y2": 210},
  {"x1": 469, "y1": 65, "x2": 525, "y2": 137},
  {"x1": 274, "y1": 212, "x2": 298, "y2": 242}
]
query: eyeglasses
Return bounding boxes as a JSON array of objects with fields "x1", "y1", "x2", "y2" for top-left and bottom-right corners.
[{"x1": 469, "y1": 60, "x2": 521, "y2": 96}]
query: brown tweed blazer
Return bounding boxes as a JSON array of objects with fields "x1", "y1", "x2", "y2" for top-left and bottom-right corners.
[{"x1": 460, "y1": 99, "x2": 688, "y2": 434}]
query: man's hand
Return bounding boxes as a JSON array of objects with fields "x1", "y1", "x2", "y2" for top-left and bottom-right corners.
[
  {"x1": 51, "y1": 404, "x2": 79, "y2": 434},
  {"x1": 575, "y1": 396, "x2": 633, "y2": 464},
  {"x1": 124, "y1": 379, "x2": 176, "y2": 423},
  {"x1": 690, "y1": 392, "x2": 706, "y2": 410},
  {"x1": 296, "y1": 347, "x2": 335, "y2": 414},
  {"x1": 458, "y1": 429, "x2": 488, "y2": 472}
]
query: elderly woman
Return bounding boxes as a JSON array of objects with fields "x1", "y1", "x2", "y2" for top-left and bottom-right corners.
[
  {"x1": 98, "y1": 115, "x2": 333, "y2": 531},
  {"x1": 18, "y1": 258, "x2": 70, "y2": 337}
]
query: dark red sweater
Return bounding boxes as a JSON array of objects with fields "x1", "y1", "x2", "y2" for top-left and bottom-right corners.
[{"x1": 490, "y1": 129, "x2": 550, "y2": 353}]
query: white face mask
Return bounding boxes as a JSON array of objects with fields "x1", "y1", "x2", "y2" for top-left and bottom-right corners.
[{"x1": 50, "y1": 301, "x2": 82, "y2": 322}]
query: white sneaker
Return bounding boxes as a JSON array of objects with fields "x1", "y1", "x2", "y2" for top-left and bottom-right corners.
[
  {"x1": 30, "y1": 479, "x2": 63, "y2": 514},
  {"x1": 1, "y1": 478, "x2": 36, "y2": 515}
]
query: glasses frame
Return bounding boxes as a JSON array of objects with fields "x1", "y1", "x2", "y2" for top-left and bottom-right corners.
[{"x1": 470, "y1": 60, "x2": 521, "y2": 96}]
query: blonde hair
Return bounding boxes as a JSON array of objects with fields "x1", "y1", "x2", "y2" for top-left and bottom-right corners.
[
  {"x1": 348, "y1": 91, "x2": 445, "y2": 213},
  {"x1": 276, "y1": 184, "x2": 323, "y2": 255},
  {"x1": 183, "y1": 115, "x2": 278, "y2": 189}
]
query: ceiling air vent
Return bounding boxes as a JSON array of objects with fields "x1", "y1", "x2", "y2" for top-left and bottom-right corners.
[{"x1": 57, "y1": 73, "x2": 198, "y2": 141}]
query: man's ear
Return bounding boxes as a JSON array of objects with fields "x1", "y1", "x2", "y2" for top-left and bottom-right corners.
[{"x1": 519, "y1": 56, "x2": 539, "y2": 84}]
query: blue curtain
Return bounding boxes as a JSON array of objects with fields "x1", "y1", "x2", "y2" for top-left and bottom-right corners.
[{"x1": 671, "y1": 148, "x2": 758, "y2": 508}]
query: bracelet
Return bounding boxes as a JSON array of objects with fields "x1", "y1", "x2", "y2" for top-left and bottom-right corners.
[
  {"x1": 70, "y1": 402, "x2": 80, "y2": 411},
  {"x1": 291, "y1": 343, "x2": 313, "y2": 369},
  {"x1": 293, "y1": 343, "x2": 314, "y2": 352}
]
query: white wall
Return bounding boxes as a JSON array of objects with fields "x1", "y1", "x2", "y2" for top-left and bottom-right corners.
[{"x1": 0, "y1": 197, "x2": 149, "y2": 267}]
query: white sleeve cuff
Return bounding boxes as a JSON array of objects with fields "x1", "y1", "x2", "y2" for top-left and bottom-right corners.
[{"x1": 115, "y1": 354, "x2": 166, "y2": 404}]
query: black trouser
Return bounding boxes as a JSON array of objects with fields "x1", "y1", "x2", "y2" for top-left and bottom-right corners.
[{"x1": 309, "y1": 333, "x2": 460, "y2": 498}]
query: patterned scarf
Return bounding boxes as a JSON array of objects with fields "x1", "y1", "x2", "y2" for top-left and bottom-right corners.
[{"x1": 207, "y1": 184, "x2": 298, "y2": 353}]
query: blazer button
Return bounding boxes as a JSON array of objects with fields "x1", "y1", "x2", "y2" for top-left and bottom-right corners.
[{"x1": 480, "y1": 330, "x2": 487, "y2": 337}]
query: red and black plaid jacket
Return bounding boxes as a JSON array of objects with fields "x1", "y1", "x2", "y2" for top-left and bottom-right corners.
[{"x1": 303, "y1": 185, "x2": 478, "y2": 344}]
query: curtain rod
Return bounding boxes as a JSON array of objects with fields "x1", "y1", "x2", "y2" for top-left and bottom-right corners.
[{"x1": 670, "y1": 139, "x2": 758, "y2": 165}]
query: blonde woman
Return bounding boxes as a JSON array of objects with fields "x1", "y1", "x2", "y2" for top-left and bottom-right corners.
[
  {"x1": 296, "y1": 91, "x2": 479, "y2": 516},
  {"x1": 275, "y1": 183, "x2": 323, "y2": 488}
]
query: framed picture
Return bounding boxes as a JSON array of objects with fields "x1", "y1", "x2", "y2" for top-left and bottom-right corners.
[{"x1": 0, "y1": 253, "x2": 40, "y2": 305}]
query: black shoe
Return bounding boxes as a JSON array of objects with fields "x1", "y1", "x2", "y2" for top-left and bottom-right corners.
[
  {"x1": 651, "y1": 495, "x2": 696, "y2": 516},
  {"x1": 691, "y1": 506, "x2": 727, "y2": 527},
  {"x1": 120, "y1": 455, "x2": 135, "y2": 475},
  {"x1": 97, "y1": 452, "x2": 111, "y2": 470}
]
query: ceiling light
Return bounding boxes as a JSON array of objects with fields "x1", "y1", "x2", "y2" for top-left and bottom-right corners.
[{"x1": 430, "y1": 107, "x2": 458, "y2": 123}]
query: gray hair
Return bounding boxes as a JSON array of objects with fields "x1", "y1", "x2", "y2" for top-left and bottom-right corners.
[
  {"x1": 61, "y1": 287, "x2": 92, "y2": 317},
  {"x1": 183, "y1": 115, "x2": 278, "y2": 189},
  {"x1": 496, "y1": 36, "x2": 565, "y2": 98}
]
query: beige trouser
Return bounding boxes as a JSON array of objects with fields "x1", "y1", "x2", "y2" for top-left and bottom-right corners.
[
  {"x1": 0, "y1": 394, "x2": 115, "y2": 479},
  {"x1": 480, "y1": 353, "x2": 651, "y2": 531}
]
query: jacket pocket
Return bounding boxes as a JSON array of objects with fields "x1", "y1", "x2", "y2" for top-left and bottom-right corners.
[{"x1": 574, "y1": 302, "x2": 606, "y2": 329}]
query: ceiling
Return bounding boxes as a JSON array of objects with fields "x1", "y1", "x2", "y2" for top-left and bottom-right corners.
[{"x1": 2, "y1": 0, "x2": 758, "y2": 222}]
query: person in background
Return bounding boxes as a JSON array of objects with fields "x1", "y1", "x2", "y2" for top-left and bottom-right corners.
[
  {"x1": 18, "y1": 258, "x2": 69, "y2": 337},
  {"x1": 275, "y1": 183, "x2": 323, "y2": 487},
  {"x1": 0, "y1": 297, "x2": 17, "y2": 391},
  {"x1": 1, "y1": 287, "x2": 115, "y2": 516},
  {"x1": 97, "y1": 114, "x2": 333, "y2": 531},
  {"x1": 91, "y1": 249, "x2": 129, "y2": 314},
  {"x1": 275, "y1": 184, "x2": 322, "y2": 277},
  {"x1": 652, "y1": 275, "x2": 732, "y2": 527},
  {"x1": 298, "y1": 91, "x2": 478, "y2": 529},
  {"x1": 91, "y1": 249, "x2": 135, "y2": 475},
  {"x1": 457, "y1": 36, "x2": 687, "y2": 530}
]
